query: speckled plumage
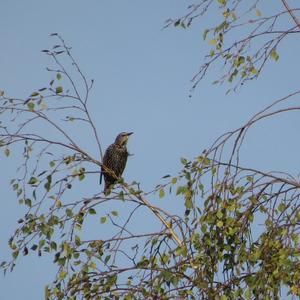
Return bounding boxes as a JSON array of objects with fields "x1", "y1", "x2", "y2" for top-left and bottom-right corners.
[{"x1": 100, "y1": 132, "x2": 133, "y2": 195}]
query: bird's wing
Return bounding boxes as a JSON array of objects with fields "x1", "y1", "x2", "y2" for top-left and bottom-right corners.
[
  {"x1": 103, "y1": 144, "x2": 114, "y2": 163},
  {"x1": 100, "y1": 144, "x2": 114, "y2": 186},
  {"x1": 116, "y1": 152, "x2": 128, "y2": 177},
  {"x1": 101, "y1": 144, "x2": 116, "y2": 174}
]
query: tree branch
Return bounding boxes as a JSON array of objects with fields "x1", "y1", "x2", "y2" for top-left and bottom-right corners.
[{"x1": 281, "y1": 0, "x2": 300, "y2": 29}]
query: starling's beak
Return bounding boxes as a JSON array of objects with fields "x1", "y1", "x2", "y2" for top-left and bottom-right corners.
[{"x1": 126, "y1": 132, "x2": 134, "y2": 136}]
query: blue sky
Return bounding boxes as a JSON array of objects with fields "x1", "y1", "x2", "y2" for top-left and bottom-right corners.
[{"x1": 1, "y1": 1, "x2": 300, "y2": 299}]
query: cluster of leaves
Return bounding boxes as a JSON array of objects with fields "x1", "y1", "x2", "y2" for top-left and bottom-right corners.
[
  {"x1": 165, "y1": 0, "x2": 300, "y2": 93},
  {"x1": 169, "y1": 154, "x2": 300, "y2": 299}
]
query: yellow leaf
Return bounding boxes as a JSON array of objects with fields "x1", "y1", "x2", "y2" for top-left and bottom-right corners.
[
  {"x1": 209, "y1": 39, "x2": 217, "y2": 46},
  {"x1": 55, "y1": 200, "x2": 62, "y2": 208},
  {"x1": 291, "y1": 285, "x2": 300, "y2": 296},
  {"x1": 250, "y1": 67, "x2": 258, "y2": 75},
  {"x1": 190, "y1": 260, "x2": 198, "y2": 269},
  {"x1": 255, "y1": 9, "x2": 262, "y2": 17},
  {"x1": 270, "y1": 49, "x2": 279, "y2": 61},
  {"x1": 223, "y1": 10, "x2": 230, "y2": 18},
  {"x1": 59, "y1": 270, "x2": 67, "y2": 280},
  {"x1": 159, "y1": 188, "x2": 165, "y2": 199},
  {"x1": 89, "y1": 262, "x2": 97, "y2": 269}
]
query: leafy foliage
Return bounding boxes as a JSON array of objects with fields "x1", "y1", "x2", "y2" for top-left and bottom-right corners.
[{"x1": 165, "y1": 0, "x2": 300, "y2": 93}]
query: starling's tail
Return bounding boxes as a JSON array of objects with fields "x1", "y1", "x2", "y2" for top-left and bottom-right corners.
[
  {"x1": 100, "y1": 171, "x2": 103, "y2": 185},
  {"x1": 104, "y1": 183, "x2": 111, "y2": 196}
]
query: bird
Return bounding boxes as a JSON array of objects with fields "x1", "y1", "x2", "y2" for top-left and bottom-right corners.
[{"x1": 100, "y1": 132, "x2": 133, "y2": 195}]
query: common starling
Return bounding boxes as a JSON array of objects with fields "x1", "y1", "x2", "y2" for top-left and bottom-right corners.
[{"x1": 100, "y1": 132, "x2": 133, "y2": 195}]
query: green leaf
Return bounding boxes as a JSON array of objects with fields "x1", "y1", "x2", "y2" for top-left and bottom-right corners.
[
  {"x1": 44, "y1": 181, "x2": 51, "y2": 192},
  {"x1": 31, "y1": 244, "x2": 38, "y2": 251},
  {"x1": 162, "y1": 174, "x2": 170, "y2": 178},
  {"x1": 160, "y1": 253, "x2": 170, "y2": 265},
  {"x1": 244, "y1": 288, "x2": 252, "y2": 299},
  {"x1": 50, "y1": 241, "x2": 57, "y2": 251},
  {"x1": 104, "y1": 254, "x2": 111, "y2": 264},
  {"x1": 66, "y1": 208, "x2": 73, "y2": 217},
  {"x1": 216, "y1": 220, "x2": 223, "y2": 228},
  {"x1": 100, "y1": 216, "x2": 107, "y2": 224},
  {"x1": 159, "y1": 188, "x2": 165, "y2": 199},
  {"x1": 12, "y1": 250, "x2": 19, "y2": 259},
  {"x1": 38, "y1": 239, "x2": 45, "y2": 250},
  {"x1": 59, "y1": 269, "x2": 67, "y2": 280},
  {"x1": 180, "y1": 22, "x2": 186, "y2": 29},
  {"x1": 236, "y1": 56, "x2": 245, "y2": 67},
  {"x1": 171, "y1": 177, "x2": 177, "y2": 184},
  {"x1": 89, "y1": 208, "x2": 97, "y2": 215},
  {"x1": 203, "y1": 29, "x2": 209, "y2": 40},
  {"x1": 216, "y1": 210, "x2": 223, "y2": 219},
  {"x1": 250, "y1": 67, "x2": 258, "y2": 75},
  {"x1": 44, "y1": 175, "x2": 52, "y2": 192},
  {"x1": 174, "y1": 19, "x2": 180, "y2": 27},
  {"x1": 28, "y1": 177, "x2": 38, "y2": 185},
  {"x1": 30, "y1": 92, "x2": 39, "y2": 97},
  {"x1": 270, "y1": 49, "x2": 279, "y2": 61},
  {"x1": 27, "y1": 102, "x2": 35, "y2": 111},
  {"x1": 111, "y1": 211, "x2": 118, "y2": 217},
  {"x1": 278, "y1": 203, "x2": 286, "y2": 212},
  {"x1": 201, "y1": 224, "x2": 207, "y2": 233},
  {"x1": 75, "y1": 236, "x2": 81, "y2": 247},
  {"x1": 56, "y1": 73, "x2": 62, "y2": 80},
  {"x1": 55, "y1": 86, "x2": 63, "y2": 94},
  {"x1": 25, "y1": 198, "x2": 32, "y2": 207},
  {"x1": 176, "y1": 186, "x2": 187, "y2": 195},
  {"x1": 180, "y1": 157, "x2": 188, "y2": 165},
  {"x1": 185, "y1": 197, "x2": 193, "y2": 209},
  {"x1": 4, "y1": 148, "x2": 10, "y2": 157}
]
